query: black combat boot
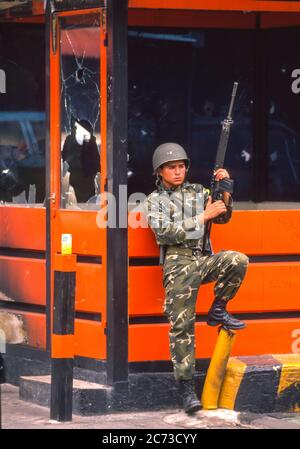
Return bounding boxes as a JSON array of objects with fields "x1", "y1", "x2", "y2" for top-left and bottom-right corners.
[
  {"x1": 207, "y1": 299, "x2": 246, "y2": 330},
  {"x1": 178, "y1": 379, "x2": 202, "y2": 414}
]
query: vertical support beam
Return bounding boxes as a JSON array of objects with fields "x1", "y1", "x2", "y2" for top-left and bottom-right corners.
[
  {"x1": 106, "y1": 0, "x2": 129, "y2": 386},
  {"x1": 253, "y1": 13, "x2": 268, "y2": 202},
  {"x1": 50, "y1": 255, "x2": 76, "y2": 422},
  {"x1": 45, "y1": 0, "x2": 52, "y2": 353},
  {"x1": 0, "y1": 354, "x2": 5, "y2": 429}
]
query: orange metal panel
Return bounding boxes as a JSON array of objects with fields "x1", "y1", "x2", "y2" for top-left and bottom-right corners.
[
  {"x1": 129, "y1": 324, "x2": 170, "y2": 362},
  {"x1": 56, "y1": 8, "x2": 101, "y2": 17},
  {"x1": 21, "y1": 311, "x2": 46, "y2": 349},
  {"x1": 229, "y1": 319, "x2": 300, "y2": 356},
  {"x1": 129, "y1": 318, "x2": 300, "y2": 361},
  {"x1": 129, "y1": 9, "x2": 256, "y2": 28},
  {"x1": 2, "y1": 16, "x2": 45, "y2": 23},
  {"x1": 0, "y1": 257, "x2": 45, "y2": 305},
  {"x1": 129, "y1": 8, "x2": 300, "y2": 29},
  {"x1": 199, "y1": 263, "x2": 300, "y2": 314},
  {"x1": 128, "y1": 213, "x2": 158, "y2": 257},
  {"x1": 51, "y1": 334, "x2": 75, "y2": 359},
  {"x1": 196, "y1": 210, "x2": 300, "y2": 256},
  {"x1": 32, "y1": 1, "x2": 45, "y2": 15},
  {"x1": 225, "y1": 262, "x2": 300, "y2": 314},
  {"x1": 0, "y1": 206, "x2": 46, "y2": 250},
  {"x1": 22, "y1": 313, "x2": 46, "y2": 349},
  {"x1": 128, "y1": 210, "x2": 264, "y2": 257},
  {"x1": 48, "y1": 10, "x2": 108, "y2": 361},
  {"x1": 53, "y1": 254, "x2": 76, "y2": 272},
  {"x1": 54, "y1": 210, "x2": 106, "y2": 256},
  {"x1": 261, "y1": 11, "x2": 300, "y2": 27},
  {"x1": 74, "y1": 319, "x2": 106, "y2": 359},
  {"x1": 0, "y1": 310, "x2": 105, "y2": 356},
  {"x1": 211, "y1": 210, "x2": 263, "y2": 255},
  {"x1": 261, "y1": 211, "x2": 300, "y2": 254},
  {"x1": 129, "y1": 266, "x2": 164, "y2": 316},
  {"x1": 129, "y1": 263, "x2": 300, "y2": 316},
  {"x1": 76, "y1": 263, "x2": 105, "y2": 315},
  {"x1": 129, "y1": 1, "x2": 300, "y2": 13}
]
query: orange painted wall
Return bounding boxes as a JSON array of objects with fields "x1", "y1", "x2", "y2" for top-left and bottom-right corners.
[
  {"x1": 0, "y1": 257, "x2": 46, "y2": 305},
  {"x1": 128, "y1": 210, "x2": 300, "y2": 257},
  {"x1": 128, "y1": 1, "x2": 300, "y2": 13},
  {"x1": 1, "y1": 309, "x2": 105, "y2": 359},
  {"x1": 0, "y1": 207, "x2": 45, "y2": 250},
  {"x1": 129, "y1": 262, "x2": 300, "y2": 316},
  {"x1": 128, "y1": 209, "x2": 300, "y2": 361},
  {"x1": 129, "y1": 319, "x2": 300, "y2": 361}
]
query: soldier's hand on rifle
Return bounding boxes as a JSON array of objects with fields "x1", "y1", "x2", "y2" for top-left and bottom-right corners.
[
  {"x1": 202, "y1": 196, "x2": 227, "y2": 223},
  {"x1": 214, "y1": 168, "x2": 232, "y2": 205},
  {"x1": 214, "y1": 168, "x2": 230, "y2": 181}
]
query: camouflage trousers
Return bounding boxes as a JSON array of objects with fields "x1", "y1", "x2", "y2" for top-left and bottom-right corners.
[{"x1": 163, "y1": 250, "x2": 249, "y2": 381}]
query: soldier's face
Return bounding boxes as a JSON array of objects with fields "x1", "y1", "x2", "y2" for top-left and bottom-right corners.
[{"x1": 158, "y1": 160, "x2": 187, "y2": 188}]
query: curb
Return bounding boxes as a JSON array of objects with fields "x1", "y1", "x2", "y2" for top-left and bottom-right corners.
[{"x1": 219, "y1": 353, "x2": 300, "y2": 413}]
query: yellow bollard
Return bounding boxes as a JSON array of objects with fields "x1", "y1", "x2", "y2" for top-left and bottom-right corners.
[{"x1": 201, "y1": 327, "x2": 236, "y2": 410}]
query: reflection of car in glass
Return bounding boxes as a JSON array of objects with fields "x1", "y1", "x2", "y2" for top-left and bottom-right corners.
[{"x1": 0, "y1": 111, "x2": 45, "y2": 203}]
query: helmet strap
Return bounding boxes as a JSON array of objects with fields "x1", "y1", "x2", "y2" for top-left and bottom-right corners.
[{"x1": 155, "y1": 173, "x2": 162, "y2": 187}]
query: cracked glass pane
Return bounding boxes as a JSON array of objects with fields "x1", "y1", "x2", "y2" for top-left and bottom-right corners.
[
  {"x1": 60, "y1": 14, "x2": 101, "y2": 210},
  {"x1": 0, "y1": 25, "x2": 45, "y2": 206}
]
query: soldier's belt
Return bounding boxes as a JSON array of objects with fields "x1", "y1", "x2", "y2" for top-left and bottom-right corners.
[{"x1": 166, "y1": 246, "x2": 202, "y2": 258}]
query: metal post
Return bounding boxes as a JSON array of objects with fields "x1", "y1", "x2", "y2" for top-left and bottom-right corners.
[
  {"x1": 201, "y1": 327, "x2": 236, "y2": 410},
  {"x1": 0, "y1": 354, "x2": 5, "y2": 429},
  {"x1": 50, "y1": 254, "x2": 76, "y2": 421},
  {"x1": 106, "y1": 0, "x2": 129, "y2": 387}
]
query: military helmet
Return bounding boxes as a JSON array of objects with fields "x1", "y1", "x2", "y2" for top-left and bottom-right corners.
[{"x1": 152, "y1": 143, "x2": 190, "y2": 173}]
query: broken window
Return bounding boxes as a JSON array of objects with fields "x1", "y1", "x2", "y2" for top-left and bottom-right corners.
[
  {"x1": 60, "y1": 14, "x2": 101, "y2": 210},
  {"x1": 0, "y1": 24, "x2": 45, "y2": 205}
]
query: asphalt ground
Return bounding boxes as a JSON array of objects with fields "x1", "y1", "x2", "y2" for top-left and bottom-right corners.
[{"x1": 1, "y1": 383, "x2": 300, "y2": 432}]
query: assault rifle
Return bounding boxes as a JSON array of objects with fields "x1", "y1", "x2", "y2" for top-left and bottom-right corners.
[{"x1": 202, "y1": 82, "x2": 238, "y2": 253}]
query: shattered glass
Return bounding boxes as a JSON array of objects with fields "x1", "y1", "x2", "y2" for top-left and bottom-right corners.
[
  {"x1": 60, "y1": 14, "x2": 101, "y2": 210},
  {"x1": 0, "y1": 24, "x2": 45, "y2": 205}
]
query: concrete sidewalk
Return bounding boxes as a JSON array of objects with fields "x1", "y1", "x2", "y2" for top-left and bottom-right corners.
[{"x1": 1, "y1": 384, "x2": 300, "y2": 429}]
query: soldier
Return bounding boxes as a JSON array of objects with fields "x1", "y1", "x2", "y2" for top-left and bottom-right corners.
[{"x1": 144, "y1": 143, "x2": 249, "y2": 415}]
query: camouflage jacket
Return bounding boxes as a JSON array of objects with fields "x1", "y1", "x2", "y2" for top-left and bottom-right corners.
[{"x1": 144, "y1": 180, "x2": 232, "y2": 251}]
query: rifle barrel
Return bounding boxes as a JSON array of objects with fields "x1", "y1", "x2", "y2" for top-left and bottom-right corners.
[{"x1": 227, "y1": 82, "x2": 238, "y2": 120}]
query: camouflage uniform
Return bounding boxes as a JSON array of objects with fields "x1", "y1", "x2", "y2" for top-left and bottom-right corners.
[{"x1": 145, "y1": 180, "x2": 249, "y2": 381}]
